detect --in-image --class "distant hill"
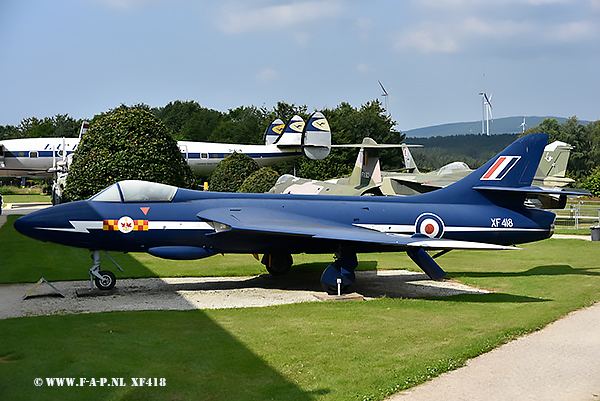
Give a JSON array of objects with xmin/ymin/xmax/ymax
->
[
  {"xmin": 400, "ymin": 133, "xmax": 519, "ymax": 170},
  {"xmin": 402, "ymin": 116, "xmax": 587, "ymax": 138}
]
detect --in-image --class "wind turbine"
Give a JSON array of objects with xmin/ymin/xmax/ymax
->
[
  {"xmin": 519, "ymin": 116, "xmax": 527, "ymax": 133},
  {"xmin": 478, "ymin": 92, "xmax": 493, "ymax": 135},
  {"xmin": 378, "ymin": 80, "xmax": 390, "ymax": 116}
]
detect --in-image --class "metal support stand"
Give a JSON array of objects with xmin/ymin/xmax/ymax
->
[{"xmin": 23, "ymin": 277, "xmax": 65, "ymax": 300}]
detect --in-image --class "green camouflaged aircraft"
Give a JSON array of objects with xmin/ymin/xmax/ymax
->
[{"xmin": 270, "ymin": 138, "xmax": 576, "ymax": 208}]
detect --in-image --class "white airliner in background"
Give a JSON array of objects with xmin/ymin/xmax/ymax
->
[{"xmin": 0, "ymin": 112, "xmax": 331, "ymax": 179}]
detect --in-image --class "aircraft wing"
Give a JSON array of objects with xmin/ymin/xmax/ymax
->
[{"xmin": 197, "ymin": 207, "xmax": 516, "ymax": 251}]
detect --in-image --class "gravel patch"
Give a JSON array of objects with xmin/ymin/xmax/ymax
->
[{"xmin": 1, "ymin": 270, "xmax": 488, "ymax": 319}]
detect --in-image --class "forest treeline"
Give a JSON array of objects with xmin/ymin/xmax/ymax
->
[{"xmin": 1, "ymin": 101, "xmax": 599, "ymax": 192}]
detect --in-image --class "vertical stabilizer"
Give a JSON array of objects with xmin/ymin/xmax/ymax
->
[
  {"xmin": 348, "ymin": 138, "xmax": 383, "ymax": 188},
  {"xmin": 535, "ymin": 141, "xmax": 572, "ymax": 179},
  {"xmin": 274, "ymin": 115, "xmax": 305, "ymax": 146},
  {"xmin": 401, "ymin": 144, "xmax": 420, "ymax": 173},
  {"xmin": 423, "ymin": 133, "xmax": 549, "ymax": 205},
  {"xmin": 302, "ymin": 111, "xmax": 331, "ymax": 160},
  {"xmin": 79, "ymin": 121, "xmax": 89, "ymax": 138},
  {"xmin": 262, "ymin": 119, "xmax": 285, "ymax": 145}
]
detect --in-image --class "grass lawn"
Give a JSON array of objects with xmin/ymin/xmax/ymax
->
[
  {"xmin": 1, "ymin": 215, "xmax": 600, "ymax": 400},
  {"xmin": 2, "ymin": 194, "xmax": 51, "ymax": 204}
]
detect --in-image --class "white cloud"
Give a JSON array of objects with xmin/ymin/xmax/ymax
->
[
  {"xmin": 216, "ymin": 1, "xmax": 342, "ymax": 34},
  {"xmin": 393, "ymin": 12, "xmax": 596, "ymax": 55},
  {"xmin": 356, "ymin": 63, "xmax": 373, "ymax": 73},
  {"xmin": 547, "ymin": 21, "xmax": 598, "ymax": 42},
  {"xmin": 90, "ymin": 0, "xmax": 166, "ymax": 11},
  {"xmin": 394, "ymin": 23, "xmax": 460, "ymax": 53},
  {"xmin": 256, "ymin": 68, "xmax": 279, "ymax": 82}
]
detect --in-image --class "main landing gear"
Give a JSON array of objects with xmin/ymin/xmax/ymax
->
[
  {"xmin": 261, "ymin": 253, "xmax": 293, "ymax": 276},
  {"xmin": 261, "ymin": 250, "xmax": 359, "ymax": 295},
  {"xmin": 320, "ymin": 249, "xmax": 358, "ymax": 295},
  {"xmin": 89, "ymin": 250, "xmax": 124, "ymax": 291}
]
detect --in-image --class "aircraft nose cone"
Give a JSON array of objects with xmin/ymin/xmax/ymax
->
[
  {"xmin": 14, "ymin": 208, "xmax": 55, "ymax": 241},
  {"xmin": 14, "ymin": 201, "xmax": 99, "ymax": 243},
  {"xmin": 13, "ymin": 214, "xmax": 31, "ymax": 237}
]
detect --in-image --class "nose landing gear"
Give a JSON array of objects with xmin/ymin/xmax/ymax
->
[{"xmin": 89, "ymin": 250, "xmax": 123, "ymax": 291}]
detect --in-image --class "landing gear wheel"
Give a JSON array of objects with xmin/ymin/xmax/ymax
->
[
  {"xmin": 261, "ymin": 254, "xmax": 293, "ymax": 276},
  {"xmin": 94, "ymin": 270, "xmax": 116, "ymax": 290}
]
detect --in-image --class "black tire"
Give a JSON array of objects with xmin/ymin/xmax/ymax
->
[
  {"xmin": 261, "ymin": 253, "xmax": 293, "ymax": 276},
  {"xmin": 94, "ymin": 270, "xmax": 116, "ymax": 290}
]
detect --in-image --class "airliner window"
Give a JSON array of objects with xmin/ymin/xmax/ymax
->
[
  {"xmin": 118, "ymin": 180, "xmax": 177, "ymax": 202},
  {"xmin": 30, "ymin": 151, "xmax": 38, "ymax": 158},
  {"xmin": 90, "ymin": 183, "xmax": 122, "ymax": 202}
]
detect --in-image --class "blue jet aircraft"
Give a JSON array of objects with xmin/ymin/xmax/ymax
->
[{"xmin": 15, "ymin": 133, "xmax": 572, "ymax": 294}]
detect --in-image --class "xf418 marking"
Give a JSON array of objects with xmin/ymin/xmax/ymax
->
[{"xmin": 491, "ymin": 218, "xmax": 514, "ymax": 228}]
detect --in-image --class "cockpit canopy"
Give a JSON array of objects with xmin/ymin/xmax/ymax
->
[
  {"xmin": 89, "ymin": 180, "xmax": 178, "ymax": 202},
  {"xmin": 434, "ymin": 162, "xmax": 470, "ymax": 175}
]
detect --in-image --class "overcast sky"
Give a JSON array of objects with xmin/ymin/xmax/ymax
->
[{"xmin": 1, "ymin": 0, "xmax": 598, "ymax": 131}]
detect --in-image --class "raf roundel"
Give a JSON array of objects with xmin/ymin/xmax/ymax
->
[{"xmin": 414, "ymin": 213, "xmax": 445, "ymax": 238}]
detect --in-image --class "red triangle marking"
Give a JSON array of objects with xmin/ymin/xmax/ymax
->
[{"xmin": 140, "ymin": 207, "xmax": 150, "ymax": 215}]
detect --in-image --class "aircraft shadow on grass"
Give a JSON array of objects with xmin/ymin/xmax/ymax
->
[{"xmin": 450, "ymin": 264, "xmax": 600, "ymax": 279}]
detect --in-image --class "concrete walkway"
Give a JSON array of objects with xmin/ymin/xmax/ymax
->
[{"xmin": 390, "ymin": 302, "xmax": 600, "ymax": 401}]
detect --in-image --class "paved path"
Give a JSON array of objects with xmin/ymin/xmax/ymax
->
[{"xmin": 390, "ymin": 302, "xmax": 600, "ymax": 401}]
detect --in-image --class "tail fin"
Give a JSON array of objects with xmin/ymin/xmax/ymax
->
[
  {"xmin": 263, "ymin": 119, "xmax": 285, "ymax": 145},
  {"xmin": 79, "ymin": 121, "xmax": 89, "ymax": 138},
  {"xmin": 302, "ymin": 111, "xmax": 331, "ymax": 160},
  {"xmin": 348, "ymin": 138, "xmax": 383, "ymax": 187},
  {"xmin": 535, "ymin": 141, "xmax": 572, "ymax": 179},
  {"xmin": 274, "ymin": 115, "xmax": 304, "ymax": 146},
  {"xmin": 401, "ymin": 144, "xmax": 420, "ymax": 173},
  {"xmin": 424, "ymin": 133, "xmax": 549, "ymax": 205}
]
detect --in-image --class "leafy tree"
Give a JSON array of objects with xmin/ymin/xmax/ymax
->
[
  {"xmin": 525, "ymin": 116, "xmax": 595, "ymax": 180},
  {"xmin": 581, "ymin": 166, "xmax": 600, "ymax": 196},
  {"xmin": 209, "ymin": 152, "xmax": 259, "ymax": 192},
  {"xmin": 209, "ymin": 106, "xmax": 265, "ymax": 144},
  {"xmin": 0, "ymin": 124, "xmax": 20, "ymax": 139},
  {"xmin": 238, "ymin": 167, "xmax": 280, "ymax": 193},
  {"xmin": 152, "ymin": 101, "xmax": 223, "ymax": 142},
  {"xmin": 63, "ymin": 108, "xmax": 197, "ymax": 201},
  {"xmin": 14, "ymin": 114, "xmax": 83, "ymax": 138}
]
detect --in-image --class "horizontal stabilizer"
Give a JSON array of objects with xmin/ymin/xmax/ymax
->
[
  {"xmin": 473, "ymin": 185, "xmax": 590, "ymax": 197},
  {"xmin": 302, "ymin": 111, "xmax": 331, "ymax": 160},
  {"xmin": 332, "ymin": 137, "xmax": 421, "ymax": 149}
]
